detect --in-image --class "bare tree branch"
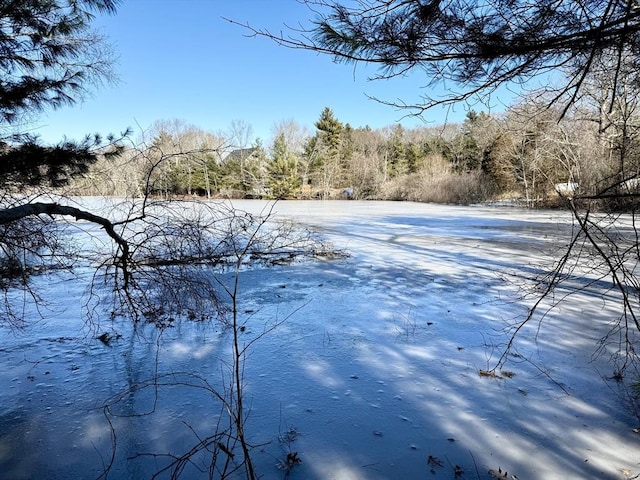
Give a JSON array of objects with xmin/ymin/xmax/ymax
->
[{"xmin": 0, "ymin": 201, "xmax": 131, "ymax": 286}]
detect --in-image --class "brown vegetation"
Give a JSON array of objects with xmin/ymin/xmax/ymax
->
[{"xmin": 69, "ymin": 98, "xmax": 640, "ymax": 209}]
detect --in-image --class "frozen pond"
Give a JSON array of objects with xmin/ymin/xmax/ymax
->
[{"xmin": 0, "ymin": 200, "xmax": 638, "ymax": 479}]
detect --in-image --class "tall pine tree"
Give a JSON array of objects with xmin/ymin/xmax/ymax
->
[
  {"xmin": 313, "ymin": 107, "xmax": 344, "ymax": 197},
  {"xmin": 268, "ymin": 132, "xmax": 300, "ymax": 198}
]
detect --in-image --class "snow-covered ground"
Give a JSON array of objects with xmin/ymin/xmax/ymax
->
[{"xmin": 0, "ymin": 200, "xmax": 638, "ymax": 479}]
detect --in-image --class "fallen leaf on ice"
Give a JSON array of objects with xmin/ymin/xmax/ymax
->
[{"xmin": 489, "ymin": 467, "xmax": 518, "ymax": 479}]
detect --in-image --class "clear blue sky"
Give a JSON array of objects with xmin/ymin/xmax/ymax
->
[{"xmin": 35, "ymin": 1, "xmax": 512, "ymax": 146}]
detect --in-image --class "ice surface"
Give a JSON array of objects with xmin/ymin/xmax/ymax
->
[{"xmin": 0, "ymin": 200, "xmax": 637, "ymax": 479}]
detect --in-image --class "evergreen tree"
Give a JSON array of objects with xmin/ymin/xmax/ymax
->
[
  {"xmin": 387, "ymin": 124, "xmax": 408, "ymax": 177},
  {"xmin": 191, "ymin": 151, "xmax": 222, "ymax": 197},
  {"xmin": 313, "ymin": 107, "xmax": 344, "ymax": 196},
  {"xmin": 339, "ymin": 123, "xmax": 356, "ymax": 187},
  {"xmin": 267, "ymin": 132, "xmax": 300, "ymax": 198},
  {"xmin": 446, "ymin": 111, "xmax": 496, "ymax": 172},
  {"xmin": 405, "ymin": 141, "xmax": 422, "ymax": 174},
  {"xmin": 0, "ymin": 1, "xmax": 123, "ymax": 191},
  {"xmin": 315, "ymin": 107, "xmax": 344, "ymax": 154}
]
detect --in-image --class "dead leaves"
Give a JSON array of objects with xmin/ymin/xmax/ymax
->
[
  {"xmin": 428, "ymin": 455, "xmax": 444, "ymax": 475},
  {"xmin": 428, "ymin": 452, "xmax": 520, "ymax": 479},
  {"xmin": 426, "ymin": 454, "xmax": 462, "ymax": 477},
  {"xmin": 479, "ymin": 369, "xmax": 516, "ymax": 379},
  {"xmin": 489, "ymin": 467, "xmax": 518, "ymax": 479},
  {"xmin": 276, "ymin": 451, "xmax": 302, "ymax": 472}
]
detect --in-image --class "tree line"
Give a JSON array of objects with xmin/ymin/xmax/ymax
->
[{"xmin": 73, "ymin": 92, "xmax": 640, "ymax": 211}]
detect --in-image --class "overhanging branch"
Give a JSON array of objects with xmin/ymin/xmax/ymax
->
[{"xmin": 0, "ymin": 202, "xmax": 131, "ymax": 287}]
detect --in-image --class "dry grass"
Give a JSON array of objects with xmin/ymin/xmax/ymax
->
[{"xmin": 380, "ymin": 169, "xmax": 496, "ymax": 204}]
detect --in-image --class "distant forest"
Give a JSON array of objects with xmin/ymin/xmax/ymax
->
[{"xmin": 71, "ymin": 95, "xmax": 640, "ymax": 210}]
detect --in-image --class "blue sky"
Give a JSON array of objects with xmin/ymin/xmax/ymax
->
[{"xmin": 35, "ymin": 1, "xmax": 512, "ymax": 146}]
